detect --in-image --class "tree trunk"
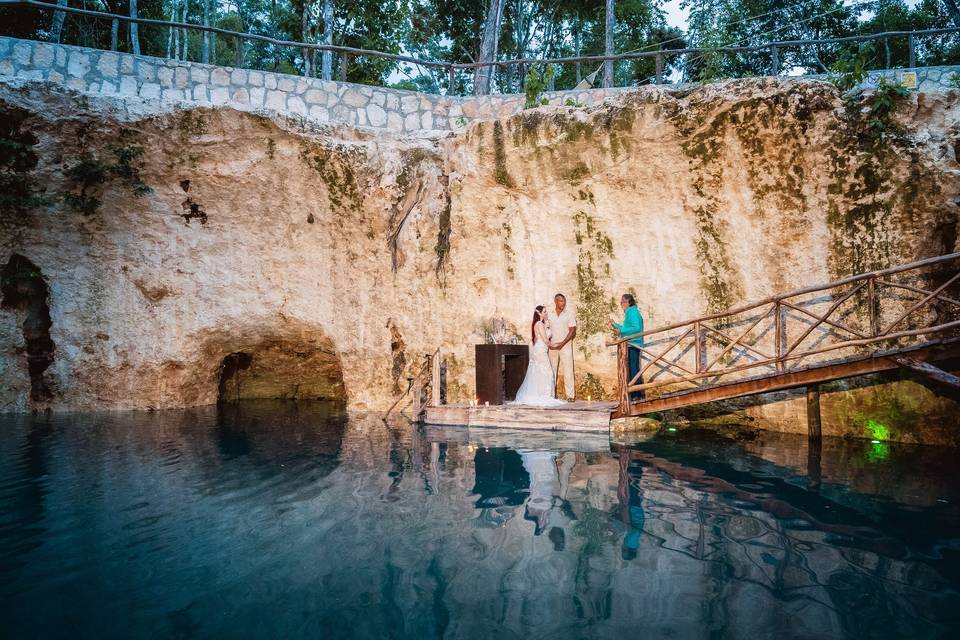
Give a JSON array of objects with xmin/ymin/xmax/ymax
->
[
  {"xmin": 168, "ymin": 0, "xmax": 177, "ymax": 59},
  {"xmin": 301, "ymin": 1, "xmax": 313, "ymax": 77},
  {"xmin": 603, "ymin": 0, "xmax": 614, "ymax": 88},
  {"xmin": 945, "ymin": 0, "xmax": 960, "ymax": 29},
  {"xmin": 574, "ymin": 19, "xmax": 581, "ymax": 82},
  {"xmin": 130, "ymin": 0, "xmax": 141, "ymax": 55},
  {"xmin": 180, "ymin": 0, "xmax": 188, "ymax": 61},
  {"xmin": 474, "ymin": 0, "xmax": 504, "ymax": 95},
  {"xmin": 202, "ymin": 0, "xmax": 210, "ymax": 63},
  {"xmin": 322, "ymin": 0, "xmax": 333, "ymax": 80},
  {"xmin": 50, "ymin": 0, "xmax": 67, "ymax": 44}
]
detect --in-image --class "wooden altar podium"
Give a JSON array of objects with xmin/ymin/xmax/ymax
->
[{"xmin": 475, "ymin": 344, "xmax": 529, "ymax": 405}]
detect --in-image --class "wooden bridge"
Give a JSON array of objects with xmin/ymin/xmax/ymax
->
[{"xmin": 610, "ymin": 253, "xmax": 960, "ymax": 420}]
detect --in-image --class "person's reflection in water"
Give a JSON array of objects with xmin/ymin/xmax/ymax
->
[
  {"xmin": 614, "ymin": 447, "xmax": 645, "ymax": 560},
  {"xmin": 472, "ymin": 447, "xmax": 530, "ymax": 527},
  {"xmin": 519, "ymin": 449, "xmax": 577, "ymax": 550}
]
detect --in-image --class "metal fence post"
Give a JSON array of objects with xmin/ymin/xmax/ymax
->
[
  {"xmin": 448, "ymin": 65, "xmax": 455, "ymax": 94},
  {"xmin": 340, "ymin": 54, "xmax": 349, "ymax": 82},
  {"xmin": 909, "ymin": 35, "xmax": 916, "ymax": 68},
  {"xmin": 234, "ymin": 36, "xmax": 243, "ymax": 67},
  {"xmin": 770, "ymin": 45, "xmax": 779, "ymax": 76},
  {"xmin": 110, "ymin": 18, "xmax": 118, "ymax": 51},
  {"xmin": 655, "ymin": 54, "xmax": 663, "ymax": 84}
]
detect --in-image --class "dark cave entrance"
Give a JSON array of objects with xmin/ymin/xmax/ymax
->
[
  {"xmin": 215, "ymin": 337, "xmax": 347, "ymax": 404},
  {"xmin": 217, "ymin": 352, "xmax": 253, "ymax": 403},
  {"xmin": 1, "ymin": 254, "xmax": 55, "ymax": 401}
]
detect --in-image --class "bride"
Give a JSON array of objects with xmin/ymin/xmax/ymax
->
[{"xmin": 511, "ymin": 305, "xmax": 567, "ymax": 406}]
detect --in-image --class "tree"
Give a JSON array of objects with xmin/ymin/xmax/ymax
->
[
  {"xmin": 322, "ymin": 0, "xmax": 334, "ymax": 80},
  {"xmin": 50, "ymin": 0, "xmax": 67, "ymax": 44},
  {"xmin": 130, "ymin": 0, "xmax": 141, "ymax": 55},
  {"xmin": 202, "ymin": 0, "xmax": 210, "ymax": 63},
  {"xmin": 475, "ymin": 0, "xmax": 505, "ymax": 95},
  {"xmin": 604, "ymin": 0, "xmax": 614, "ymax": 87}
]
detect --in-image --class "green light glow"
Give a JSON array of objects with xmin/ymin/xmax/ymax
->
[
  {"xmin": 667, "ymin": 427, "xmax": 678, "ymax": 432},
  {"xmin": 864, "ymin": 419, "xmax": 891, "ymax": 442},
  {"xmin": 867, "ymin": 441, "xmax": 890, "ymax": 463}
]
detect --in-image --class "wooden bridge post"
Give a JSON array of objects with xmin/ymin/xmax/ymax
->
[
  {"xmin": 770, "ymin": 45, "xmax": 779, "ymax": 75},
  {"xmin": 431, "ymin": 350, "xmax": 441, "ymax": 407},
  {"xmin": 868, "ymin": 276, "xmax": 880, "ymax": 337},
  {"xmin": 234, "ymin": 36, "xmax": 243, "ymax": 67},
  {"xmin": 807, "ymin": 431, "xmax": 822, "ymax": 492},
  {"xmin": 774, "ymin": 302, "xmax": 784, "ymax": 372},
  {"xmin": 617, "ymin": 342, "xmax": 630, "ymax": 415},
  {"xmin": 806, "ymin": 383, "xmax": 822, "ymax": 441},
  {"xmin": 694, "ymin": 321, "xmax": 703, "ymax": 373},
  {"xmin": 654, "ymin": 54, "xmax": 663, "ymax": 84},
  {"xmin": 111, "ymin": 19, "xmax": 119, "ymax": 52},
  {"xmin": 412, "ymin": 376, "xmax": 423, "ymax": 421}
]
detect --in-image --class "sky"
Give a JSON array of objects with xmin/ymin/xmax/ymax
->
[
  {"xmin": 660, "ymin": 0, "xmax": 927, "ymax": 32},
  {"xmin": 662, "ymin": 0, "xmax": 689, "ymax": 30}
]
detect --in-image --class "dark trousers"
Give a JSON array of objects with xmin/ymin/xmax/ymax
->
[{"xmin": 628, "ymin": 345, "xmax": 645, "ymax": 402}]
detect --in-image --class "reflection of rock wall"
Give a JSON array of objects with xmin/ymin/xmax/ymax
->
[
  {"xmin": 671, "ymin": 370, "xmax": 960, "ymax": 446},
  {"xmin": 3, "ymin": 72, "xmax": 960, "ymax": 420}
]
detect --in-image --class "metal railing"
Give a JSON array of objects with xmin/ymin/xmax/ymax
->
[{"xmin": 4, "ymin": 0, "xmax": 960, "ymax": 94}]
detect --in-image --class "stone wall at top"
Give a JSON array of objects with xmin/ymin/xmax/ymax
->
[{"xmin": 0, "ymin": 35, "xmax": 630, "ymax": 132}]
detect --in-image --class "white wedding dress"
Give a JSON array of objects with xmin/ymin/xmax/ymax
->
[{"xmin": 511, "ymin": 321, "xmax": 566, "ymax": 407}]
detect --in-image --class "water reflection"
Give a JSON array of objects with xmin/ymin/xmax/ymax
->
[{"xmin": 0, "ymin": 404, "xmax": 958, "ymax": 639}]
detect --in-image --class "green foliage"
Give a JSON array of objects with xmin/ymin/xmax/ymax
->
[
  {"xmin": 829, "ymin": 43, "xmax": 874, "ymax": 93},
  {"xmin": 573, "ymin": 207, "xmax": 615, "ymax": 357},
  {"xmin": 576, "ymin": 372, "xmax": 607, "ymax": 401},
  {"xmin": 63, "ymin": 146, "xmax": 152, "ymax": 215},
  {"xmin": 0, "ymin": 106, "xmax": 43, "ymax": 216},
  {"xmin": 523, "ymin": 64, "xmax": 555, "ymax": 109},
  {"xmin": 865, "ymin": 76, "xmax": 910, "ymax": 140},
  {"xmin": 950, "ymin": 72, "xmax": 960, "ymax": 90},
  {"xmin": 563, "ymin": 97, "xmax": 585, "ymax": 108}
]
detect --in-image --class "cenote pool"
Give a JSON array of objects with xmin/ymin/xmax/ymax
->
[{"xmin": 1, "ymin": 402, "xmax": 959, "ymax": 639}]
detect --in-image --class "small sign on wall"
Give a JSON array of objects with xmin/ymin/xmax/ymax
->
[{"xmin": 899, "ymin": 71, "xmax": 918, "ymax": 89}]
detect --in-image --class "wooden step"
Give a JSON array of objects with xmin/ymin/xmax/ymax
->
[{"xmin": 424, "ymin": 400, "xmax": 616, "ymax": 432}]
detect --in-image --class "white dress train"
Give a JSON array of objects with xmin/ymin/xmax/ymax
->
[{"xmin": 511, "ymin": 321, "xmax": 566, "ymax": 407}]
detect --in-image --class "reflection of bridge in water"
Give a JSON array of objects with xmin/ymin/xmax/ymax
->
[
  {"xmin": 612, "ymin": 253, "xmax": 960, "ymax": 424},
  {"xmin": 415, "ymin": 425, "xmax": 960, "ymax": 637}
]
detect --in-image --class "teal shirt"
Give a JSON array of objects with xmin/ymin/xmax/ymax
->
[{"xmin": 614, "ymin": 306, "xmax": 644, "ymax": 347}]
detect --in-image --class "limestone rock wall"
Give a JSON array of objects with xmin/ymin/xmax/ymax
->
[{"xmin": 2, "ymin": 72, "xmax": 960, "ymax": 420}]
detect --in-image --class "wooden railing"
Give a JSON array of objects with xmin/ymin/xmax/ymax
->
[
  {"xmin": 608, "ymin": 253, "xmax": 960, "ymax": 415},
  {"xmin": 5, "ymin": 0, "xmax": 960, "ymax": 92},
  {"xmin": 385, "ymin": 348, "xmax": 441, "ymax": 420}
]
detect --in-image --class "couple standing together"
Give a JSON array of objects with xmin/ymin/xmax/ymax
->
[{"xmin": 512, "ymin": 292, "xmax": 645, "ymax": 407}]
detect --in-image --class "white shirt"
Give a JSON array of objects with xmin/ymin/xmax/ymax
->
[{"xmin": 546, "ymin": 306, "xmax": 577, "ymax": 342}]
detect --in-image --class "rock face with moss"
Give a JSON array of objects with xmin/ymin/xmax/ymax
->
[{"xmin": 2, "ymin": 76, "xmax": 959, "ymax": 434}]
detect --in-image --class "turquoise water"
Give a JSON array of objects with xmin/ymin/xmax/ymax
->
[{"xmin": 1, "ymin": 401, "xmax": 958, "ymax": 639}]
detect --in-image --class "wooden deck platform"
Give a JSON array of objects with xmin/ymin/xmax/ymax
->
[{"xmin": 424, "ymin": 400, "xmax": 617, "ymax": 432}]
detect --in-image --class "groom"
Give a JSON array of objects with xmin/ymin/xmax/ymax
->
[{"xmin": 547, "ymin": 293, "xmax": 577, "ymax": 401}]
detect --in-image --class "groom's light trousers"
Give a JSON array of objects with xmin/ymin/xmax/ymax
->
[{"xmin": 549, "ymin": 342, "xmax": 576, "ymax": 400}]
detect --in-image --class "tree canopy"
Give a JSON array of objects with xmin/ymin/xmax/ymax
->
[{"xmin": 3, "ymin": 0, "xmax": 959, "ymax": 91}]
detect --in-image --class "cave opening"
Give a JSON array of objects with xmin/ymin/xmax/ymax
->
[
  {"xmin": 215, "ymin": 337, "xmax": 347, "ymax": 405},
  {"xmin": 217, "ymin": 352, "xmax": 253, "ymax": 404},
  {"xmin": 1, "ymin": 254, "xmax": 55, "ymax": 401}
]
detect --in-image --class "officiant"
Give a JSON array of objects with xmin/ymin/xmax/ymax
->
[{"xmin": 611, "ymin": 293, "xmax": 645, "ymax": 402}]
